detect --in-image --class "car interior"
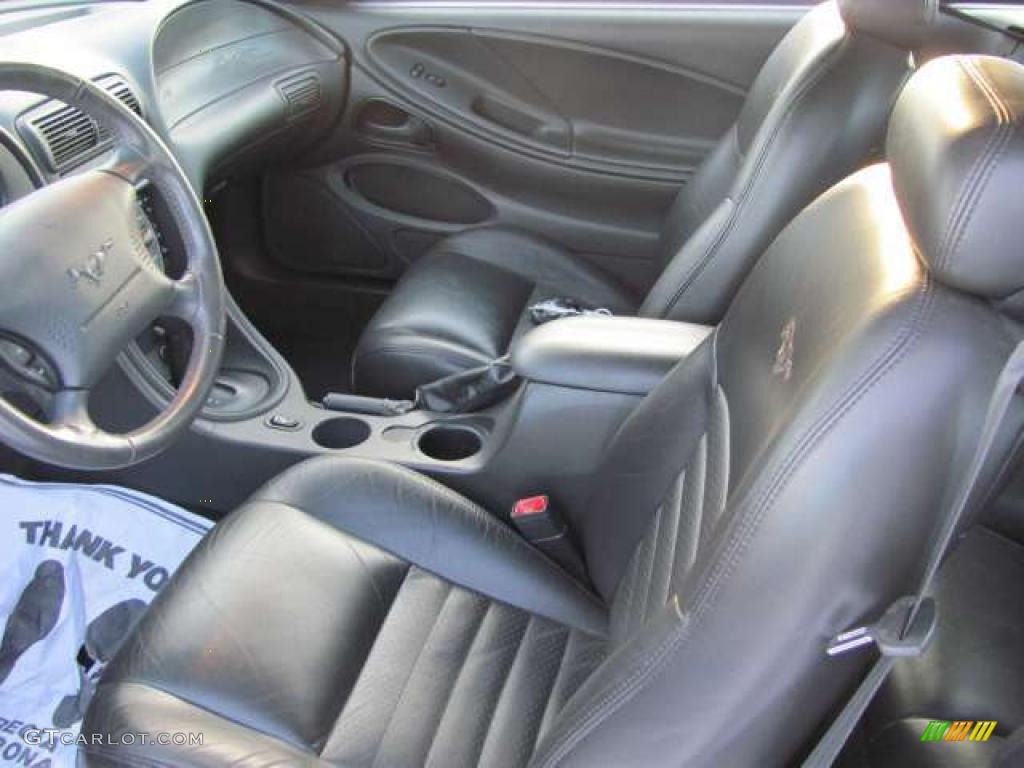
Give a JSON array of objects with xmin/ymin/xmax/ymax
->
[{"xmin": 0, "ymin": 0, "xmax": 1023, "ymax": 765}]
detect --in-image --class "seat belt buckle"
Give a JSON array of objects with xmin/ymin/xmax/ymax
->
[
  {"xmin": 512, "ymin": 495, "xmax": 563, "ymax": 539},
  {"xmin": 511, "ymin": 495, "xmax": 585, "ymax": 578},
  {"xmin": 827, "ymin": 596, "xmax": 937, "ymax": 658}
]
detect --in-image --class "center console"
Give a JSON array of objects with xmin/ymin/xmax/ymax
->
[{"xmin": 79, "ymin": 314, "xmax": 714, "ymax": 517}]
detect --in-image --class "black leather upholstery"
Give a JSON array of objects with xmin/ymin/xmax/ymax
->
[
  {"xmin": 353, "ymin": 0, "xmax": 918, "ymax": 398},
  {"xmin": 837, "ymin": 0, "xmax": 938, "ymax": 49},
  {"xmin": 352, "ymin": 228, "xmax": 636, "ymax": 397},
  {"xmin": 82, "ymin": 459, "xmax": 608, "ymax": 767},
  {"xmin": 637, "ymin": 0, "xmax": 909, "ymax": 322},
  {"xmin": 84, "ymin": 54, "xmax": 1024, "ymax": 766},
  {"xmin": 888, "ymin": 55, "xmax": 1024, "ymax": 299}
]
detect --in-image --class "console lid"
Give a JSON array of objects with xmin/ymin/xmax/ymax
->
[{"xmin": 512, "ymin": 316, "xmax": 713, "ymax": 395}]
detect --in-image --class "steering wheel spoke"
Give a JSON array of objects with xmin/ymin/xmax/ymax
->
[
  {"xmin": 166, "ymin": 272, "xmax": 203, "ymax": 325},
  {"xmin": 49, "ymin": 388, "xmax": 96, "ymax": 434},
  {"xmin": 104, "ymin": 142, "xmax": 150, "ymax": 187}
]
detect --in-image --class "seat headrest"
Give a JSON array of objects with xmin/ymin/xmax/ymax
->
[
  {"xmin": 838, "ymin": 0, "xmax": 938, "ymax": 49},
  {"xmin": 887, "ymin": 55, "xmax": 1024, "ymax": 300}
]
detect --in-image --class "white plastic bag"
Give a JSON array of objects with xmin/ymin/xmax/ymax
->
[{"xmin": 0, "ymin": 475, "xmax": 210, "ymax": 767}]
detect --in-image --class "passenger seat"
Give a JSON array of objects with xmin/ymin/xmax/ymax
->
[{"xmin": 352, "ymin": 0, "xmax": 934, "ymax": 398}]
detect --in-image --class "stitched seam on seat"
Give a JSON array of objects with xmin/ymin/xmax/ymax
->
[
  {"xmin": 648, "ymin": 477, "xmax": 683, "ymax": 619},
  {"xmin": 251, "ymin": 464, "xmax": 606, "ymax": 617},
  {"xmin": 91, "ymin": 680, "xmax": 320, "ymax": 758},
  {"xmin": 968, "ymin": 58, "xmax": 1013, "ymax": 123},
  {"xmin": 663, "ymin": 464, "xmax": 693, "ymax": 602},
  {"xmin": 692, "ymin": 278, "xmax": 935, "ymax": 628},
  {"xmin": 369, "ymin": 574, "xmax": 454, "ymax": 768},
  {"xmin": 533, "ymin": 605, "xmax": 689, "ymax": 768},
  {"xmin": 936, "ymin": 60, "xmax": 1011, "ymax": 272},
  {"xmin": 945, "ymin": 61, "xmax": 1012, "ymax": 268},
  {"xmin": 381, "ymin": 471, "xmax": 610, "ymax": 614},
  {"xmin": 539, "ymin": 281, "xmax": 934, "ymax": 767},
  {"xmin": 321, "ymin": 564, "xmax": 413, "ymax": 756},
  {"xmin": 548, "ymin": 449, "xmax": 700, "ymax": 752},
  {"xmin": 462, "ymin": 608, "xmax": 530, "ymax": 767},
  {"xmin": 257, "ymin": 499, "xmax": 607, "ymax": 641},
  {"xmin": 339, "ymin": 536, "xmax": 394, "ymax": 610},
  {"xmin": 520, "ymin": 624, "xmax": 575, "ymax": 759},
  {"xmin": 531, "ymin": 628, "xmax": 575, "ymax": 753},
  {"xmin": 637, "ymin": 505, "xmax": 663, "ymax": 625},
  {"xmin": 626, "ymin": 527, "xmax": 652, "ymax": 633},
  {"xmin": 686, "ymin": 437, "xmax": 710, "ymax": 570},
  {"xmin": 417, "ymin": 593, "xmax": 491, "ymax": 766},
  {"xmin": 658, "ymin": 32, "xmax": 851, "ymax": 317},
  {"xmin": 475, "ymin": 611, "xmax": 536, "ymax": 765},
  {"xmin": 422, "ymin": 599, "xmax": 499, "ymax": 768},
  {"xmin": 613, "ymin": 553, "xmax": 640, "ymax": 639},
  {"xmin": 945, "ymin": 60, "xmax": 1015, "ymax": 271},
  {"xmin": 700, "ymin": 398, "xmax": 730, "ymax": 549}
]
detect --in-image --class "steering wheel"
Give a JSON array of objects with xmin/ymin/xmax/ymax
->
[{"xmin": 0, "ymin": 63, "xmax": 225, "ymax": 470}]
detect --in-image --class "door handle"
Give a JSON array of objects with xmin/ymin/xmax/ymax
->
[{"xmin": 356, "ymin": 100, "xmax": 434, "ymax": 148}]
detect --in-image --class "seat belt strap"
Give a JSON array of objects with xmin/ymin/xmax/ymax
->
[{"xmin": 802, "ymin": 339, "xmax": 1024, "ymax": 768}]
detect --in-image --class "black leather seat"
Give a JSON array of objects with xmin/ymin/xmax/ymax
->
[
  {"xmin": 352, "ymin": 0, "xmax": 931, "ymax": 398},
  {"xmin": 83, "ymin": 54, "xmax": 1024, "ymax": 766}
]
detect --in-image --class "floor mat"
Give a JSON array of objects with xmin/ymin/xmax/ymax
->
[{"xmin": 0, "ymin": 475, "xmax": 211, "ymax": 767}]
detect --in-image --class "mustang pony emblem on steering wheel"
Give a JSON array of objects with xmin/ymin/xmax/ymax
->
[{"xmin": 66, "ymin": 239, "xmax": 112, "ymax": 287}]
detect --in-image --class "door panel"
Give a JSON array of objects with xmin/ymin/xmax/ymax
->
[
  {"xmin": 268, "ymin": 2, "xmax": 805, "ymax": 291},
  {"xmin": 368, "ymin": 28, "xmax": 574, "ymax": 157},
  {"xmin": 367, "ymin": 27, "xmax": 746, "ymax": 174}
]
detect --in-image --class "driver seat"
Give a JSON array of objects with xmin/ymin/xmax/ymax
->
[{"xmin": 82, "ymin": 55, "xmax": 1024, "ymax": 767}]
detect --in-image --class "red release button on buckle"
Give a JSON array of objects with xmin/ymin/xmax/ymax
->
[{"xmin": 512, "ymin": 495, "xmax": 549, "ymax": 518}]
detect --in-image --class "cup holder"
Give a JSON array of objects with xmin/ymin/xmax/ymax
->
[
  {"xmin": 418, "ymin": 425, "xmax": 483, "ymax": 462},
  {"xmin": 313, "ymin": 417, "xmax": 371, "ymax": 450}
]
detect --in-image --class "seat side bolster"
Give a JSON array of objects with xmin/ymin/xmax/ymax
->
[{"xmin": 250, "ymin": 456, "xmax": 610, "ymax": 637}]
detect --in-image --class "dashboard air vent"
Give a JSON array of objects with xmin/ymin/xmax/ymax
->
[
  {"xmin": 96, "ymin": 77, "xmax": 143, "ymax": 143},
  {"xmin": 29, "ymin": 105, "xmax": 100, "ymax": 174},
  {"xmin": 278, "ymin": 72, "xmax": 322, "ymax": 117},
  {"xmin": 21, "ymin": 75, "xmax": 143, "ymax": 175}
]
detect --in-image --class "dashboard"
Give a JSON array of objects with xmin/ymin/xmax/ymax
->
[{"xmin": 0, "ymin": 0, "xmax": 348, "ymax": 208}]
